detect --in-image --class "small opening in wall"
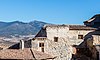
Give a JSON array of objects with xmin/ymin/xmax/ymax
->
[
  {"xmin": 78, "ymin": 35, "xmax": 83, "ymax": 39},
  {"xmin": 39, "ymin": 43, "xmax": 44, "ymax": 47},
  {"xmin": 41, "ymin": 47, "xmax": 44, "ymax": 52},
  {"xmin": 54, "ymin": 37, "xmax": 58, "ymax": 42}
]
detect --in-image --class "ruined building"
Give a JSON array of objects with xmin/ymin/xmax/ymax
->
[
  {"xmin": 32, "ymin": 14, "xmax": 100, "ymax": 60},
  {"xmin": 0, "ymin": 14, "xmax": 100, "ymax": 60}
]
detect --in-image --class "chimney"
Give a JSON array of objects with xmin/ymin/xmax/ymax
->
[{"xmin": 20, "ymin": 40, "xmax": 24, "ymax": 50}]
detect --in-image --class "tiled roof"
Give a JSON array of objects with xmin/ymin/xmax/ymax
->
[
  {"xmin": 35, "ymin": 28, "xmax": 47, "ymax": 37},
  {"xmin": 0, "ymin": 48, "xmax": 34, "ymax": 59},
  {"xmin": 32, "ymin": 49, "xmax": 54, "ymax": 59},
  {"xmin": 0, "ymin": 48, "xmax": 54, "ymax": 59},
  {"xmin": 44, "ymin": 24, "xmax": 96, "ymax": 30},
  {"xmin": 84, "ymin": 18, "xmax": 95, "ymax": 23},
  {"xmin": 84, "ymin": 14, "xmax": 100, "ymax": 23},
  {"xmin": 43, "ymin": 24, "xmax": 68, "ymax": 28},
  {"xmin": 0, "ymin": 41, "xmax": 17, "ymax": 49},
  {"xmin": 69, "ymin": 25, "xmax": 96, "ymax": 30}
]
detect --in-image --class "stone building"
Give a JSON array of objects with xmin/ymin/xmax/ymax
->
[
  {"xmin": 32, "ymin": 25, "xmax": 96, "ymax": 60},
  {"xmin": 0, "ymin": 40, "xmax": 54, "ymax": 60},
  {"xmin": 32, "ymin": 14, "xmax": 100, "ymax": 60},
  {"xmin": 74, "ymin": 14, "xmax": 100, "ymax": 60},
  {"xmin": 0, "ymin": 14, "xmax": 99, "ymax": 60}
]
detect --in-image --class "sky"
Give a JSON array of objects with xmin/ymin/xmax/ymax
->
[{"xmin": 0, "ymin": 0, "xmax": 100, "ymax": 24}]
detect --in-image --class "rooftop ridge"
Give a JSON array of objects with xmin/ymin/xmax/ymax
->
[
  {"xmin": 44, "ymin": 24, "xmax": 84, "ymax": 26},
  {"xmin": 43, "ymin": 24, "xmax": 86, "ymax": 28},
  {"xmin": 84, "ymin": 14, "xmax": 100, "ymax": 23},
  {"xmin": 43, "ymin": 24, "xmax": 96, "ymax": 30}
]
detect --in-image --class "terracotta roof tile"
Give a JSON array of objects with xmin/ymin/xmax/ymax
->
[
  {"xmin": 32, "ymin": 49, "xmax": 54, "ymax": 59},
  {"xmin": 0, "ymin": 48, "xmax": 34, "ymax": 59},
  {"xmin": 0, "ymin": 48, "xmax": 54, "ymax": 59}
]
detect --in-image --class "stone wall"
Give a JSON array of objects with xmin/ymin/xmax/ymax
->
[
  {"xmin": 93, "ymin": 35, "xmax": 100, "ymax": 59},
  {"xmin": 93, "ymin": 35, "xmax": 100, "ymax": 45},
  {"xmin": 45, "ymin": 26, "xmax": 72, "ymax": 60},
  {"xmin": 33, "ymin": 26, "xmax": 95, "ymax": 60},
  {"xmin": 68, "ymin": 30, "xmax": 94, "ymax": 45},
  {"xmin": 32, "ymin": 38, "xmax": 46, "ymax": 52},
  {"xmin": 24, "ymin": 40, "xmax": 32, "ymax": 48},
  {"xmin": 44, "ymin": 26, "xmax": 94, "ymax": 60}
]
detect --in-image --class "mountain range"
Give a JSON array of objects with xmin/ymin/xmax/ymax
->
[{"xmin": 0, "ymin": 20, "xmax": 48, "ymax": 38}]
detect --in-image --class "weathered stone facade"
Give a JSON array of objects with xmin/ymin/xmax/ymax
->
[
  {"xmin": 67, "ymin": 30, "xmax": 94, "ymax": 45},
  {"xmin": 32, "ymin": 25, "xmax": 96, "ymax": 60},
  {"xmin": 45, "ymin": 26, "xmax": 72, "ymax": 60},
  {"xmin": 32, "ymin": 14, "xmax": 100, "ymax": 60}
]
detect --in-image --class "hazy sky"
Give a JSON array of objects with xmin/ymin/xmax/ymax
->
[{"xmin": 0, "ymin": 0, "xmax": 100, "ymax": 24}]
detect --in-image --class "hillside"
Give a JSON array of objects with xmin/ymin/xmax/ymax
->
[{"xmin": 0, "ymin": 20, "xmax": 48, "ymax": 37}]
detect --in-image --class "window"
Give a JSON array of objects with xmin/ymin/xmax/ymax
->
[
  {"xmin": 78, "ymin": 35, "xmax": 83, "ymax": 39},
  {"xmin": 39, "ymin": 43, "xmax": 44, "ymax": 47},
  {"xmin": 41, "ymin": 47, "xmax": 44, "ymax": 52},
  {"xmin": 54, "ymin": 37, "xmax": 58, "ymax": 42}
]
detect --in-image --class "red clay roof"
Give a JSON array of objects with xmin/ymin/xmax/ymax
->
[
  {"xmin": 0, "ymin": 48, "xmax": 34, "ymax": 59},
  {"xmin": 0, "ymin": 48, "xmax": 53, "ymax": 59},
  {"xmin": 32, "ymin": 49, "xmax": 54, "ymax": 59}
]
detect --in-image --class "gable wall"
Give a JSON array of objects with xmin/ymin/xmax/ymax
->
[{"xmin": 68, "ymin": 30, "xmax": 94, "ymax": 45}]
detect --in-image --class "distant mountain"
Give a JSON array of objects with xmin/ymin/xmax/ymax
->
[{"xmin": 0, "ymin": 20, "xmax": 48, "ymax": 37}]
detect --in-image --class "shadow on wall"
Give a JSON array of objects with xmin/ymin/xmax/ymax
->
[
  {"xmin": 71, "ymin": 14, "xmax": 100, "ymax": 60},
  {"xmin": 71, "ymin": 29, "xmax": 100, "ymax": 60},
  {"xmin": 9, "ymin": 43, "xmax": 20, "ymax": 49},
  {"xmin": 8, "ymin": 40, "xmax": 32, "ymax": 49}
]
